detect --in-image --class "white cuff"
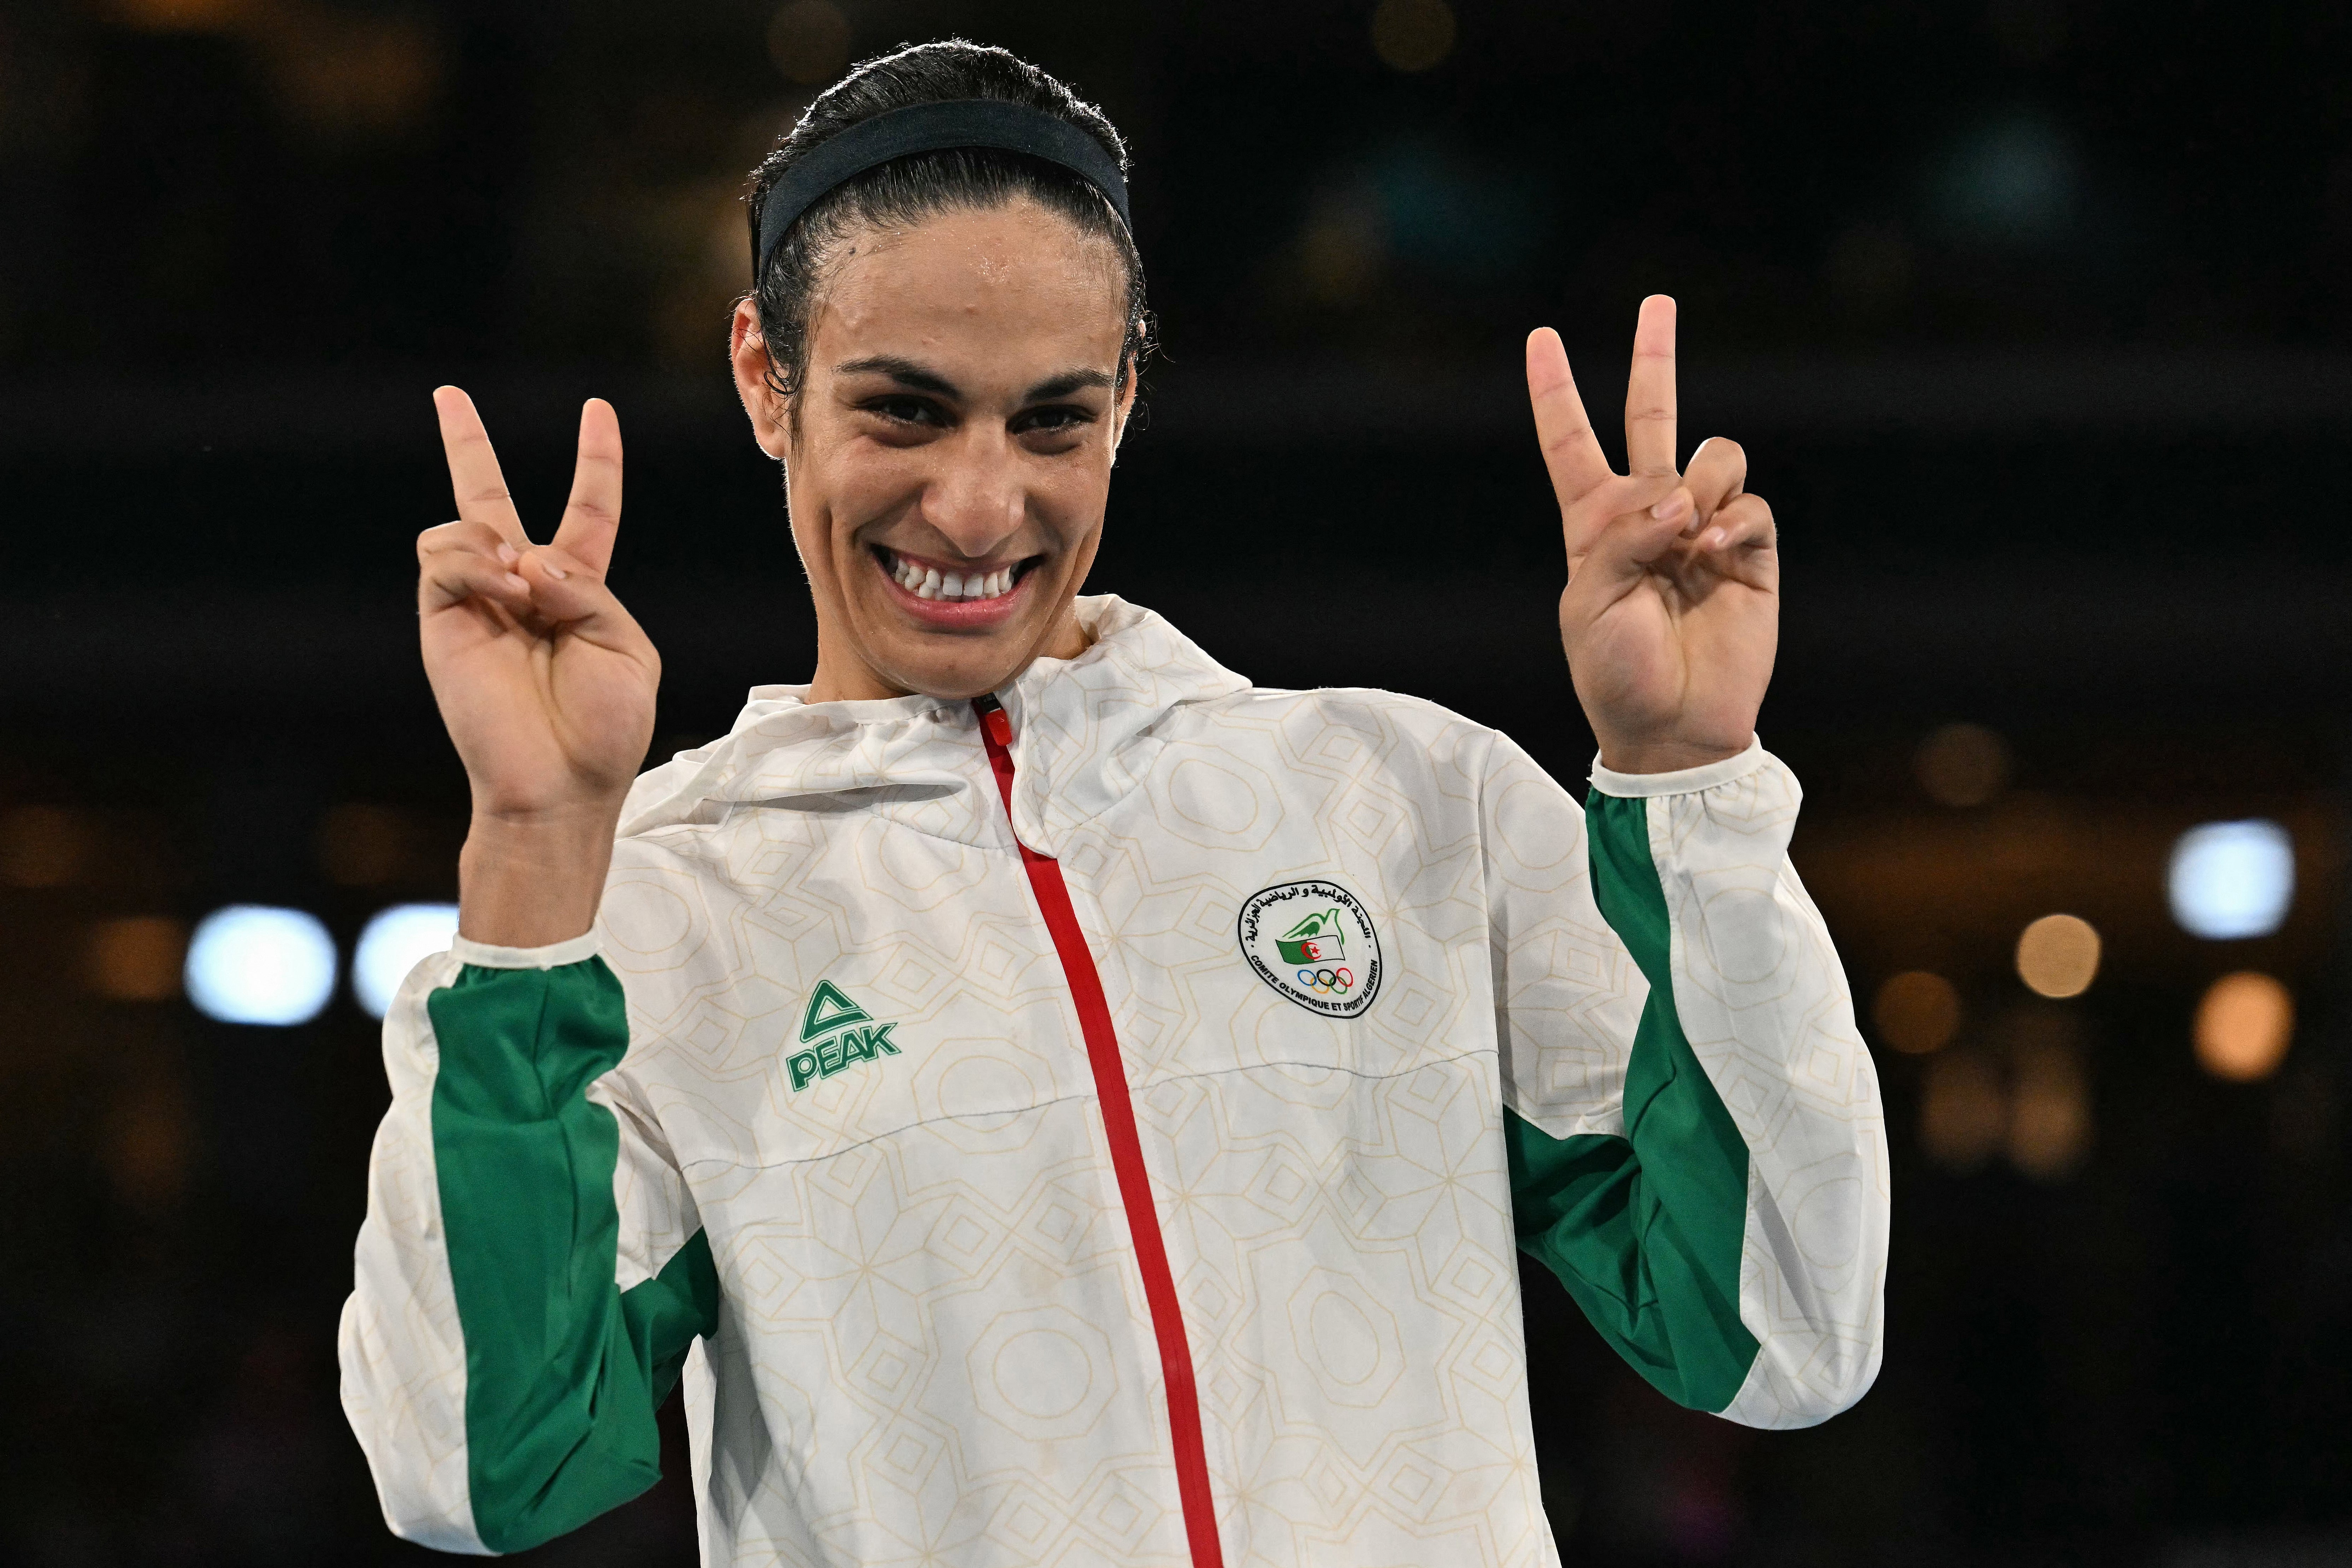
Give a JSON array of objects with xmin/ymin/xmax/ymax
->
[
  {"xmin": 1589, "ymin": 736, "xmax": 1769, "ymax": 798},
  {"xmin": 451, "ymin": 930, "xmax": 600, "ymax": 970}
]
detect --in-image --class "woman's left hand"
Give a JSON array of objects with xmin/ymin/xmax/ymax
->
[{"xmin": 1526, "ymin": 296, "xmax": 1777, "ymax": 775}]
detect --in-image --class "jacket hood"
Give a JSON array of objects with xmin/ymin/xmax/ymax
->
[{"xmin": 617, "ymin": 595, "xmax": 1252, "ymax": 854}]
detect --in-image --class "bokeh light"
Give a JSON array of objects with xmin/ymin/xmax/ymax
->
[
  {"xmin": 354, "ymin": 903, "xmax": 460, "ymax": 1019},
  {"xmin": 2007, "ymin": 1031, "xmax": 2090, "ymax": 1180},
  {"xmin": 2193, "ymin": 972, "xmax": 2294, "ymax": 1082},
  {"xmin": 1873, "ymin": 970, "xmax": 1961, "ymax": 1054},
  {"xmin": 87, "ymin": 916, "xmax": 188, "ymax": 1001},
  {"xmin": 1914, "ymin": 721, "xmax": 2010, "ymax": 807},
  {"xmin": 184, "ymin": 905, "xmax": 337, "ymax": 1026},
  {"xmin": 0, "ymin": 804, "xmax": 91, "ymax": 888},
  {"xmin": 2016, "ymin": 913, "xmax": 2099, "ymax": 998},
  {"xmin": 1934, "ymin": 110, "xmax": 2080, "ymax": 248},
  {"xmin": 110, "ymin": 0, "xmax": 252, "ymax": 32},
  {"xmin": 1921, "ymin": 1049, "xmax": 2005, "ymax": 1171},
  {"xmin": 2168, "ymin": 819, "xmax": 2294, "ymax": 940},
  {"xmin": 1371, "ymin": 0, "xmax": 1456, "ymax": 72}
]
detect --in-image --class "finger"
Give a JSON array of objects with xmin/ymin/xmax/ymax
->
[
  {"xmin": 1569, "ymin": 501, "xmax": 1690, "ymax": 594},
  {"xmin": 433, "ymin": 386, "xmax": 530, "ymax": 549},
  {"xmin": 1681, "ymin": 437, "xmax": 1746, "ymax": 530},
  {"xmin": 1695, "ymin": 492, "xmax": 1775, "ymax": 555},
  {"xmin": 1562, "ymin": 472, "xmax": 1685, "ymax": 564},
  {"xmin": 516, "ymin": 546, "xmax": 652, "ymax": 655},
  {"xmin": 421, "ymin": 550, "xmax": 531, "ymax": 614},
  {"xmin": 550, "ymin": 398, "xmax": 623, "ymax": 574},
  {"xmin": 1623, "ymin": 295, "xmax": 1678, "ymax": 478},
  {"xmin": 1525, "ymin": 328, "xmax": 1614, "ymax": 509},
  {"xmin": 417, "ymin": 517, "xmax": 516, "ymax": 562}
]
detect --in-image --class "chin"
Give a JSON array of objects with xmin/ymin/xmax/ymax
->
[
  {"xmin": 846, "ymin": 549, "xmax": 1079, "ymax": 700},
  {"xmin": 854, "ymin": 614, "xmax": 1046, "ymax": 702}
]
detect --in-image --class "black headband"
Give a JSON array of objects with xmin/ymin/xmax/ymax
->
[{"xmin": 754, "ymin": 99, "xmax": 1131, "ymax": 277}]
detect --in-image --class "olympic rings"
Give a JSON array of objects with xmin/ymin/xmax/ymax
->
[{"xmin": 1293, "ymin": 965, "xmax": 1356, "ymax": 997}]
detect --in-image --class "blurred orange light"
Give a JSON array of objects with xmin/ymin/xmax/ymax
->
[
  {"xmin": 2016, "ymin": 913, "xmax": 2099, "ymax": 998},
  {"xmin": 110, "ymin": 0, "xmax": 253, "ymax": 32},
  {"xmin": 2193, "ymin": 972, "xmax": 2293, "ymax": 1082},
  {"xmin": 1371, "ymin": 0, "xmax": 1457, "ymax": 72},
  {"xmin": 1915, "ymin": 721, "xmax": 2010, "ymax": 807},
  {"xmin": 107, "ymin": 1078, "xmax": 195, "ymax": 1215},
  {"xmin": 1873, "ymin": 970, "xmax": 1961, "ymax": 1054},
  {"xmin": 2007, "ymin": 1035, "xmax": 2090, "ymax": 1180},
  {"xmin": 1920, "ymin": 1049, "xmax": 2005, "ymax": 1171},
  {"xmin": 88, "ymin": 916, "xmax": 187, "ymax": 1001},
  {"xmin": 1, "ymin": 805, "xmax": 91, "ymax": 888}
]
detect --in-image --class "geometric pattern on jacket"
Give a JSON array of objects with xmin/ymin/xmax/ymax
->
[{"xmin": 340, "ymin": 594, "xmax": 1888, "ymax": 1566}]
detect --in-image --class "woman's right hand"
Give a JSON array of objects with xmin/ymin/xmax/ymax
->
[{"xmin": 419, "ymin": 389, "xmax": 660, "ymax": 944}]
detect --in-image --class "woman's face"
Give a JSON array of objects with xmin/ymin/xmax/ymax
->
[{"xmin": 731, "ymin": 197, "xmax": 1135, "ymax": 703}]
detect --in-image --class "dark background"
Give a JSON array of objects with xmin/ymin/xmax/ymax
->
[{"xmin": 3, "ymin": 1, "xmax": 2349, "ymax": 1563}]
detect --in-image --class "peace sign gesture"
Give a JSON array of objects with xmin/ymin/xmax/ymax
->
[
  {"xmin": 416, "ymin": 391, "xmax": 659, "ymax": 926},
  {"xmin": 1526, "ymin": 297, "xmax": 1777, "ymax": 775}
]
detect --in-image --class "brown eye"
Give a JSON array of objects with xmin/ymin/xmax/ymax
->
[{"xmin": 1015, "ymin": 405, "xmax": 1090, "ymax": 435}]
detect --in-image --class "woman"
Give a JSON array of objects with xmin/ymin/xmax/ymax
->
[{"xmin": 341, "ymin": 40, "xmax": 1887, "ymax": 1568}]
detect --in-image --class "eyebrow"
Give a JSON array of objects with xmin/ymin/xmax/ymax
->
[
  {"xmin": 1023, "ymin": 367, "xmax": 1115, "ymax": 401},
  {"xmin": 833, "ymin": 356, "xmax": 1113, "ymax": 404},
  {"xmin": 834, "ymin": 355, "xmax": 959, "ymax": 398}
]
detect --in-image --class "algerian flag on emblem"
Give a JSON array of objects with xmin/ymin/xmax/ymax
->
[{"xmin": 1276, "ymin": 909, "xmax": 1347, "ymax": 966}]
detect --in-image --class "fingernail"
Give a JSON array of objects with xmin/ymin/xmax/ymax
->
[
  {"xmin": 503, "ymin": 573, "xmax": 528, "ymax": 592},
  {"xmin": 1703, "ymin": 527, "xmax": 1728, "ymax": 549},
  {"xmin": 496, "ymin": 543, "xmax": 517, "ymax": 565},
  {"xmin": 1650, "ymin": 493, "xmax": 1688, "ymax": 522},
  {"xmin": 542, "ymin": 560, "xmax": 569, "ymax": 580}
]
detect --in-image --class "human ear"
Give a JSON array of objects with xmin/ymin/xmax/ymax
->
[{"xmin": 729, "ymin": 298, "xmax": 792, "ymax": 460}]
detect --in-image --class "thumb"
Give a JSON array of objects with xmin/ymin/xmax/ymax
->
[
  {"xmin": 1570, "ymin": 487, "xmax": 1692, "ymax": 592},
  {"xmin": 516, "ymin": 546, "xmax": 649, "ymax": 657}
]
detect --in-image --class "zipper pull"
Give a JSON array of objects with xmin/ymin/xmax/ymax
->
[{"xmin": 973, "ymin": 693, "xmax": 1012, "ymax": 749}]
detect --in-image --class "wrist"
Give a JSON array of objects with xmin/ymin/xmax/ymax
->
[
  {"xmin": 1594, "ymin": 735, "xmax": 1752, "ymax": 775},
  {"xmin": 458, "ymin": 803, "xmax": 623, "ymax": 949}
]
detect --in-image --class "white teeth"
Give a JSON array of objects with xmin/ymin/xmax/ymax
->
[{"xmin": 888, "ymin": 554, "xmax": 1021, "ymax": 601}]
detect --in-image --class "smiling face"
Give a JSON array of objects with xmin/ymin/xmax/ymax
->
[{"xmin": 730, "ymin": 197, "xmax": 1135, "ymax": 703}]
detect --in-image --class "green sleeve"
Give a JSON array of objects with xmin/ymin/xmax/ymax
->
[
  {"xmin": 1504, "ymin": 791, "xmax": 1760, "ymax": 1414},
  {"xmin": 427, "ymin": 958, "xmax": 721, "ymax": 1554}
]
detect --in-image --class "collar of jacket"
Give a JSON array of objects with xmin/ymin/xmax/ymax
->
[{"xmin": 616, "ymin": 595, "xmax": 1252, "ymax": 856}]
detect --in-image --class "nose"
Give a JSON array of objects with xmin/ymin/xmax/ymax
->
[{"xmin": 920, "ymin": 425, "xmax": 1026, "ymax": 558}]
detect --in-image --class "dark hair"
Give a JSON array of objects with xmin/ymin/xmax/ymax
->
[{"xmin": 745, "ymin": 40, "xmax": 1151, "ymax": 407}]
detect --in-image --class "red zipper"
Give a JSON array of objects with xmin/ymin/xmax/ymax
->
[{"xmin": 974, "ymin": 695, "xmax": 1224, "ymax": 1568}]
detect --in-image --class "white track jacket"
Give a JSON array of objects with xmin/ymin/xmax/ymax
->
[{"xmin": 340, "ymin": 596, "xmax": 1888, "ymax": 1566}]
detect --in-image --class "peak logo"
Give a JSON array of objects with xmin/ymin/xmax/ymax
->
[{"xmin": 788, "ymin": 979, "xmax": 903, "ymax": 1091}]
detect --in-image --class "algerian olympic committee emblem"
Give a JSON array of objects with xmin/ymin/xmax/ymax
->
[{"xmin": 1236, "ymin": 880, "xmax": 1383, "ymax": 1018}]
